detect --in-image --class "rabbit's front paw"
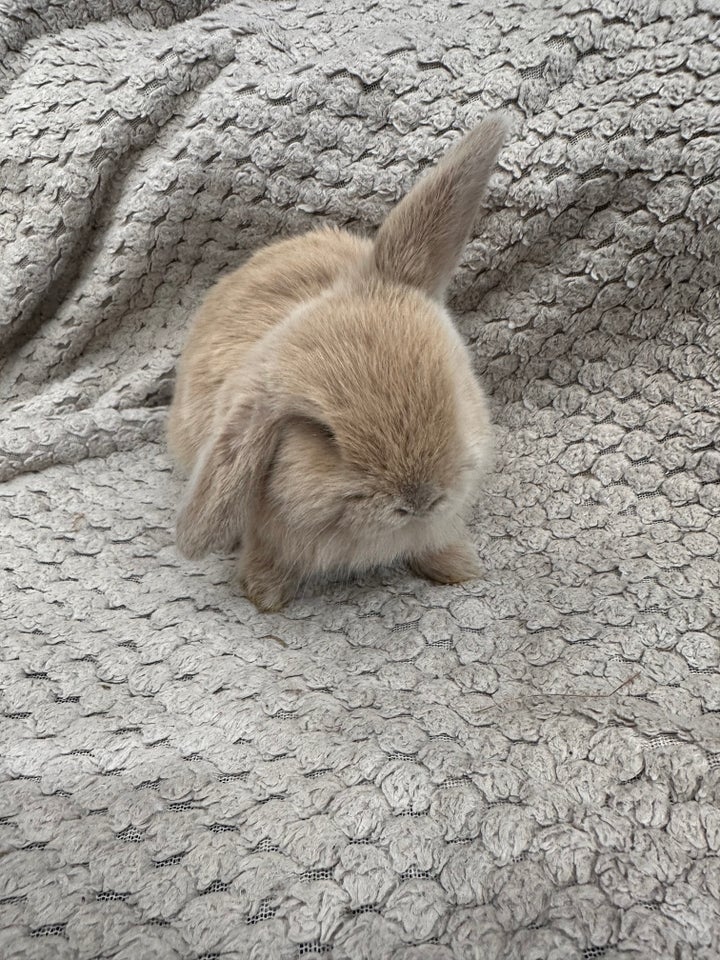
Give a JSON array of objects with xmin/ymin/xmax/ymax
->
[
  {"xmin": 239, "ymin": 555, "xmax": 297, "ymax": 613},
  {"xmin": 410, "ymin": 540, "xmax": 482, "ymax": 585}
]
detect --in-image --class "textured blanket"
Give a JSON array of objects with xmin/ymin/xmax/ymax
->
[{"xmin": 1, "ymin": 1, "xmax": 719, "ymax": 957}]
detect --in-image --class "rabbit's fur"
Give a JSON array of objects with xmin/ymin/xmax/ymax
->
[{"xmin": 168, "ymin": 116, "xmax": 507, "ymax": 610}]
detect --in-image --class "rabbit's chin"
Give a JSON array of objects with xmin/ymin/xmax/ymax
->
[
  {"xmin": 316, "ymin": 508, "xmax": 468, "ymax": 576},
  {"xmin": 248, "ymin": 492, "xmax": 469, "ymax": 578}
]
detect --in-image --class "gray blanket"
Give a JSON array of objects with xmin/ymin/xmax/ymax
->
[{"xmin": 1, "ymin": 1, "xmax": 719, "ymax": 957}]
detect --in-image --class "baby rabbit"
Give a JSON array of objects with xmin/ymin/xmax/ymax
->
[{"xmin": 167, "ymin": 115, "xmax": 507, "ymax": 611}]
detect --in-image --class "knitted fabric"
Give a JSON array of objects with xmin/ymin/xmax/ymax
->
[{"xmin": 1, "ymin": 1, "xmax": 719, "ymax": 957}]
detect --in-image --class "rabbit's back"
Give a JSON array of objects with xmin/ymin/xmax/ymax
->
[{"xmin": 168, "ymin": 227, "xmax": 370, "ymax": 468}]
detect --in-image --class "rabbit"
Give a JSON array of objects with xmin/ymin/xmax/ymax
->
[{"xmin": 167, "ymin": 114, "xmax": 508, "ymax": 611}]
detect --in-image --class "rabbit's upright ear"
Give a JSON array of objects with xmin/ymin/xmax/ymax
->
[
  {"xmin": 373, "ymin": 115, "xmax": 508, "ymax": 299},
  {"xmin": 175, "ymin": 395, "xmax": 278, "ymax": 560}
]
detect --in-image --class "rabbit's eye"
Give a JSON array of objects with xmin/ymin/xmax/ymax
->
[
  {"xmin": 302, "ymin": 418, "xmax": 337, "ymax": 445},
  {"xmin": 395, "ymin": 506, "xmax": 411, "ymax": 516},
  {"xmin": 346, "ymin": 492, "xmax": 369, "ymax": 502},
  {"xmin": 317, "ymin": 423, "xmax": 337, "ymax": 443}
]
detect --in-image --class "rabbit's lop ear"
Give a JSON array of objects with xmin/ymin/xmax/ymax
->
[
  {"xmin": 374, "ymin": 114, "xmax": 508, "ymax": 299},
  {"xmin": 175, "ymin": 396, "xmax": 277, "ymax": 560}
]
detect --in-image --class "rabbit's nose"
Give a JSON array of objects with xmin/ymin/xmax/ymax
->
[{"xmin": 401, "ymin": 483, "xmax": 445, "ymax": 516}]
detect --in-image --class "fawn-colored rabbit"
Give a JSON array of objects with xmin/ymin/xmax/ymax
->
[{"xmin": 168, "ymin": 116, "xmax": 507, "ymax": 610}]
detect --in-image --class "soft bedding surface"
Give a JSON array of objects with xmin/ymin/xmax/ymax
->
[{"xmin": 1, "ymin": 1, "xmax": 719, "ymax": 957}]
